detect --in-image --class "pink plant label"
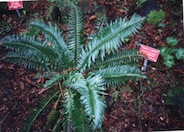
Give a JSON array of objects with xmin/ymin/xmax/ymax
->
[
  {"xmin": 8, "ymin": 0, "xmax": 23, "ymax": 10},
  {"xmin": 139, "ymin": 45, "xmax": 160, "ymax": 62}
]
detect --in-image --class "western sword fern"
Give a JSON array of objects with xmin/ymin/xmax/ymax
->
[{"xmin": 1, "ymin": 3, "xmax": 145, "ymax": 132}]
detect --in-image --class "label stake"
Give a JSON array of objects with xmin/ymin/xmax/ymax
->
[{"xmin": 16, "ymin": 9, "xmax": 21, "ymax": 18}]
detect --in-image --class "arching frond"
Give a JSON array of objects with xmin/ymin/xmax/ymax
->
[
  {"xmin": 77, "ymin": 14, "xmax": 143, "ymax": 71},
  {"xmin": 2, "ymin": 52, "xmax": 50, "ymax": 70},
  {"xmin": 95, "ymin": 12, "xmax": 108, "ymax": 31},
  {"xmin": 29, "ymin": 19, "xmax": 72, "ymax": 66},
  {"xmin": 95, "ymin": 65, "xmax": 146, "ymax": 86},
  {"xmin": 62, "ymin": 89, "xmax": 75, "ymax": 131},
  {"xmin": 1, "ymin": 35, "xmax": 59, "ymax": 70},
  {"xmin": 69, "ymin": 73, "xmax": 106, "ymax": 130},
  {"xmin": 34, "ymin": 71, "xmax": 57, "ymax": 79},
  {"xmin": 68, "ymin": 5, "xmax": 84, "ymax": 66},
  {"xmin": 84, "ymin": 75, "xmax": 106, "ymax": 130},
  {"xmin": 71, "ymin": 93, "xmax": 90, "ymax": 132},
  {"xmin": 90, "ymin": 49, "xmax": 141, "ymax": 70},
  {"xmin": 46, "ymin": 92, "xmax": 62, "ymax": 131},
  {"xmin": 43, "ymin": 74, "xmax": 66, "ymax": 88},
  {"xmin": 1, "ymin": 35, "xmax": 58, "ymax": 61},
  {"xmin": 21, "ymin": 90, "xmax": 60, "ymax": 132},
  {"xmin": 62, "ymin": 89, "xmax": 90, "ymax": 132},
  {"xmin": 46, "ymin": 109, "xmax": 60, "ymax": 130}
]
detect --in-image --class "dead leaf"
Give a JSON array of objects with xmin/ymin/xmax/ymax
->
[
  {"xmin": 89, "ymin": 15, "xmax": 97, "ymax": 20},
  {"xmin": 38, "ymin": 88, "xmax": 47, "ymax": 94},
  {"xmin": 20, "ymin": 82, "xmax": 25, "ymax": 90}
]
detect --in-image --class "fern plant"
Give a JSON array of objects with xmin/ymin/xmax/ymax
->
[{"xmin": 0, "ymin": 4, "xmax": 146, "ymax": 132}]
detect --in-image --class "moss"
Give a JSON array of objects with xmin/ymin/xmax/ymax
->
[{"xmin": 146, "ymin": 10, "xmax": 165, "ymax": 24}]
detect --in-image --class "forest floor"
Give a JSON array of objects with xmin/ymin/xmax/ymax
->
[{"xmin": 0, "ymin": 0, "xmax": 184, "ymax": 131}]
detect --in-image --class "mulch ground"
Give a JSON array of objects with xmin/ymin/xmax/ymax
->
[{"xmin": 0, "ymin": 0, "xmax": 184, "ymax": 131}]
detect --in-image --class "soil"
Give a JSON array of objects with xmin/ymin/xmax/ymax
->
[{"xmin": 0, "ymin": 0, "xmax": 184, "ymax": 131}]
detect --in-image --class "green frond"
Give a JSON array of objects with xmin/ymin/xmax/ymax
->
[
  {"xmin": 2, "ymin": 52, "xmax": 49, "ymax": 70},
  {"xmin": 21, "ymin": 90, "xmax": 60, "ymax": 132},
  {"xmin": 20, "ymin": 27, "xmax": 39, "ymax": 37},
  {"xmin": 1, "ymin": 35, "xmax": 58, "ymax": 61},
  {"xmin": 68, "ymin": 5, "xmax": 84, "ymax": 66},
  {"xmin": 71, "ymin": 93, "xmax": 90, "ymax": 132},
  {"xmin": 95, "ymin": 65, "xmax": 146, "ymax": 86},
  {"xmin": 95, "ymin": 12, "xmax": 108, "ymax": 31},
  {"xmin": 63, "ymin": 91, "xmax": 90, "ymax": 132},
  {"xmin": 46, "ymin": 109, "xmax": 60, "ymax": 130},
  {"xmin": 64, "ymin": 89, "xmax": 75, "ymax": 117},
  {"xmin": 45, "ymin": 3, "xmax": 57, "ymax": 21},
  {"xmin": 43, "ymin": 74, "xmax": 67, "ymax": 88},
  {"xmin": 69, "ymin": 73, "xmax": 106, "ymax": 130},
  {"xmin": 34, "ymin": 71, "xmax": 57, "ymax": 79},
  {"xmin": 90, "ymin": 49, "xmax": 141, "ymax": 70},
  {"xmin": 77, "ymin": 14, "xmax": 143, "ymax": 71},
  {"xmin": 1, "ymin": 35, "xmax": 59, "ymax": 70},
  {"xmin": 29, "ymin": 19, "xmax": 72, "ymax": 65},
  {"xmin": 62, "ymin": 89, "xmax": 76, "ymax": 131},
  {"xmin": 51, "ymin": 117, "xmax": 62, "ymax": 132},
  {"xmin": 46, "ymin": 93, "xmax": 62, "ymax": 130}
]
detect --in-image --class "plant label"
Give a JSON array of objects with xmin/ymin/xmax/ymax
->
[
  {"xmin": 8, "ymin": 0, "xmax": 23, "ymax": 10},
  {"xmin": 139, "ymin": 45, "xmax": 160, "ymax": 62}
]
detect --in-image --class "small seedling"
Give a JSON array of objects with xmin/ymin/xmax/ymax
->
[
  {"xmin": 158, "ymin": 23, "xmax": 166, "ymax": 28},
  {"xmin": 159, "ymin": 37, "xmax": 184, "ymax": 68},
  {"xmin": 175, "ymin": 48, "xmax": 184, "ymax": 60},
  {"xmin": 157, "ymin": 23, "xmax": 166, "ymax": 33},
  {"xmin": 166, "ymin": 36, "xmax": 178, "ymax": 46}
]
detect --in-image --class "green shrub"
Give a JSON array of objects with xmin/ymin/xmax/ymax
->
[{"xmin": 1, "ymin": 4, "xmax": 145, "ymax": 132}]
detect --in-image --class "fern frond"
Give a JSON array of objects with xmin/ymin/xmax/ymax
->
[
  {"xmin": 46, "ymin": 92, "xmax": 62, "ymax": 130},
  {"xmin": 62, "ymin": 89, "xmax": 76, "ymax": 131},
  {"xmin": 46, "ymin": 109, "xmax": 60, "ymax": 130},
  {"xmin": 29, "ymin": 19, "xmax": 71, "ymax": 65},
  {"xmin": 1, "ymin": 35, "xmax": 58, "ymax": 61},
  {"xmin": 45, "ymin": 3, "xmax": 57, "ymax": 21},
  {"xmin": 95, "ymin": 65, "xmax": 146, "ymax": 86},
  {"xmin": 1, "ymin": 35, "xmax": 59, "ymax": 70},
  {"xmin": 63, "ymin": 91, "xmax": 90, "ymax": 132},
  {"xmin": 68, "ymin": 5, "xmax": 84, "ymax": 66},
  {"xmin": 69, "ymin": 74, "xmax": 106, "ymax": 130},
  {"xmin": 21, "ymin": 90, "xmax": 60, "ymax": 132},
  {"xmin": 71, "ymin": 93, "xmax": 90, "ymax": 132},
  {"xmin": 77, "ymin": 14, "xmax": 143, "ymax": 71},
  {"xmin": 34, "ymin": 71, "xmax": 57, "ymax": 79},
  {"xmin": 95, "ymin": 12, "xmax": 108, "ymax": 31},
  {"xmin": 90, "ymin": 49, "xmax": 141, "ymax": 70},
  {"xmin": 43, "ymin": 74, "xmax": 67, "ymax": 88},
  {"xmin": 51, "ymin": 117, "xmax": 62, "ymax": 132},
  {"xmin": 20, "ymin": 27, "xmax": 39, "ymax": 37},
  {"xmin": 2, "ymin": 52, "xmax": 49, "ymax": 70}
]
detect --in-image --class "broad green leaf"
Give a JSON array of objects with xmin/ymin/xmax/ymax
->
[
  {"xmin": 166, "ymin": 36, "xmax": 178, "ymax": 46},
  {"xmin": 175, "ymin": 48, "xmax": 184, "ymax": 60},
  {"xmin": 164, "ymin": 55, "xmax": 175, "ymax": 67}
]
